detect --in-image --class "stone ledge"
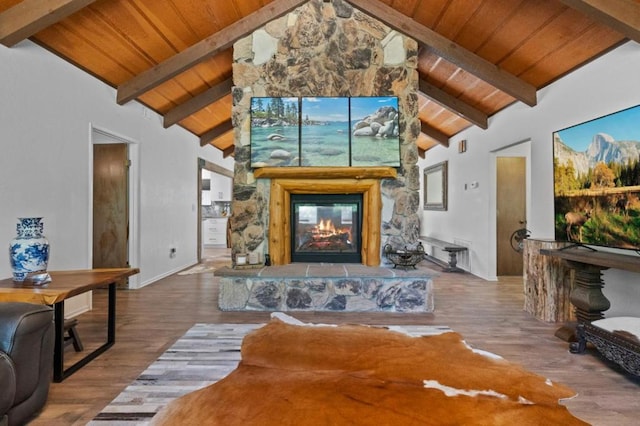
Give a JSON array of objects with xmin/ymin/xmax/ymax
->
[
  {"xmin": 215, "ymin": 262, "xmax": 437, "ymax": 278},
  {"xmin": 217, "ymin": 263, "xmax": 436, "ymax": 313}
]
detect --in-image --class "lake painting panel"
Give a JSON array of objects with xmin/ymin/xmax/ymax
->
[
  {"xmin": 301, "ymin": 97, "xmax": 350, "ymax": 167},
  {"xmin": 250, "ymin": 97, "xmax": 300, "ymax": 167},
  {"xmin": 350, "ymin": 97, "xmax": 401, "ymax": 167}
]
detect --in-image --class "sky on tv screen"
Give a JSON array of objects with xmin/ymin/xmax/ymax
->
[{"xmin": 556, "ymin": 105, "xmax": 640, "ymax": 151}]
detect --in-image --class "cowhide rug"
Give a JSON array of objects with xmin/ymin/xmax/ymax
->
[{"xmin": 151, "ymin": 314, "xmax": 586, "ymax": 425}]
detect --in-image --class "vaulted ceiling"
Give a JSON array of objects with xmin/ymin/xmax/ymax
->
[{"xmin": 1, "ymin": 0, "xmax": 637, "ymax": 157}]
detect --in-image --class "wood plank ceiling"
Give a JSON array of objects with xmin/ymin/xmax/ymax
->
[{"xmin": 1, "ymin": 0, "xmax": 637, "ymax": 157}]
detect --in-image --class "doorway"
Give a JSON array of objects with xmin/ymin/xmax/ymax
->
[
  {"xmin": 91, "ymin": 127, "xmax": 139, "ymax": 288},
  {"xmin": 93, "ymin": 143, "xmax": 129, "ymax": 273},
  {"xmin": 496, "ymin": 157, "xmax": 526, "ymax": 276},
  {"xmin": 198, "ymin": 158, "xmax": 233, "ymax": 262}
]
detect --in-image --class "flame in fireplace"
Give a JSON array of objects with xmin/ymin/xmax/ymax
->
[
  {"xmin": 317, "ymin": 219, "xmax": 335, "ymax": 234},
  {"xmin": 309, "ymin": 219, "xmax": 352, "ymax": 243},
  {"xmin": 296, "ymin": 215, "xmax": 354, "ymax": 254}
]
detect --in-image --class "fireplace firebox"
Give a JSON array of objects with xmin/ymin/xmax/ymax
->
[{"xmin": 290, "ymin": 194, "xmax": 363, "ymax": 263}]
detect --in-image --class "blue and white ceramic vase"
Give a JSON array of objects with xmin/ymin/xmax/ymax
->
[{"xmin": 9, "ymin": 217, "xmax": 50, "ymax": 282}]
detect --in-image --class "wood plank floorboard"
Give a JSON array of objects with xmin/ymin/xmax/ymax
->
[{"xmin": 28, "ymin": 251, "xmax": 640, "ymax": 425}]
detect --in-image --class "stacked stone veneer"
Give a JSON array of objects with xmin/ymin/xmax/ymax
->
[
  {"xmin": 221, "ymin": 0, "xmax": 426, "ymax": 312},
  {"xmin": 229, "ymin": 0, "xmax": 421, "ymax": 262},
  {"xmin": 218, "ymin": 265, "xmax": 435, "ymax": 312}
]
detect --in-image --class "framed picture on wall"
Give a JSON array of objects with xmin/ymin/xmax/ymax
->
[
  {"xmin": 350, "ymin": 96, "xmax": 401, "ymax": 167},
  {"xmin": 300, "ymin": 97, "xmax": 350, "ymax": 166},
  {"xmin": 423, "ymin": 161, "xmax": 448, "ymax": 211},
  {"xmin": 250, "ymin": 97, "xmax": 300, "ymax": 167},
  {"xmin": 248, "ymin": 96, "xmax": 403, "ymax": 168}
]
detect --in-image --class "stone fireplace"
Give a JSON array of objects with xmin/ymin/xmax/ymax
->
[{"xmin": 228, "ymin": 0, "xmax": 421, "ymax": 268}]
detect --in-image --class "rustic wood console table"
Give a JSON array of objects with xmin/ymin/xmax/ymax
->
[
  {"xmin": 540, "ymin": 247, "xmax": 640, "ymax": 374},
  {"xmin": 540, "ymin": 247, "xmax": 640, "ymax": 323},
  {"xmin": 523, "ymin": 239, "xmax": 573, "ymax": 324},
  {"xmin": 0, "ymin": 268, "xmax": 139, "ymax": 381}
]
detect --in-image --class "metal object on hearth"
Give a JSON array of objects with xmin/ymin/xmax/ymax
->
[{"xmin": 384, "ymin": 242, "xmax": 425, "ymax": 269}]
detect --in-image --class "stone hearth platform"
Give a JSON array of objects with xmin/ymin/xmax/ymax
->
[{"xmin": 216, "ymin": 262, "xmax": 437, "ymax": 313}]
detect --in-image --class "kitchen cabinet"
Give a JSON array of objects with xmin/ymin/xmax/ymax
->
[
  {"xmin": 211, "ymin": 173, "xmax": 232, "ymax": 201},
  {"xmin": 203, "ymin": 217, "xmax": 228, "ymax": 246},
  {"xmin": 202, "ymin": 190, "xmax": 211, "ymax": 205},
  {"xmin": 202, "ymin": 170, "xmax": 232, "ymax": 202}
]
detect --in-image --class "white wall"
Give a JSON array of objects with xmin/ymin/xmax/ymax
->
[
  {"xmin": 419, "ymin": 41, "xmax": 640, "ymax": 316},
  {"xmin": 0, "ymin": 40, "xmax": 234, "ymax": 288}
]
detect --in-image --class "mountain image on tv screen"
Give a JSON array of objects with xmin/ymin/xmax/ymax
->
[{"xmin": 553, "ymin": 104, "xmax": 640, "ymax": 250}]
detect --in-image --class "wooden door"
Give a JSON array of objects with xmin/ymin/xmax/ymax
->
[
  {"xmin": 93, "ymin": 144, "xmax": 129, "ymax": 271},
  {"xmin": 496, "ymin": 157, "xmax": 526, "ymax": 276}
]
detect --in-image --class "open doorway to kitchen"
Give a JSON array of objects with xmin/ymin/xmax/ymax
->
[{"xmin": 198, "ymin": 158, "xmax": 233, "ymax": 262}]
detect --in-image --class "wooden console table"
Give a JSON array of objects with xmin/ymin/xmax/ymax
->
[
  {"xmin": 523, "ymin": 239, "xmax": 574, "ymax": 323},
  {"xmin": 540, "ymin": 248, "xmax": 640, "ymax": 323},
  {"xmin": 539, "ymin": 247, "xmax": 640, "ymax": 362},
  {"xmin": 0, "ymin": 268, "xmax": 139, "ymax": 382}
]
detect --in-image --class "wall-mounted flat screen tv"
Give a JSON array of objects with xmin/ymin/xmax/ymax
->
[
  {"xmin": 249, "ymin": 96, "xmax": 401, "ymax": 168},
  {"xmin": 553, "ymin": 104, "xmax": 640, "ymax": 250}
]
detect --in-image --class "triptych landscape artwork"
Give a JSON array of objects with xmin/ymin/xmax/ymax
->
[{"xmin": 249, "ymin": 96, "xmax": 401, "ymax": 168}]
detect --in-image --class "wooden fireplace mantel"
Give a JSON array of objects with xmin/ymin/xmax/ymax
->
[
  {"xmin": 265, "ymin": 171, "xmax": 394, "ymax": 266},
  {"xmin": 254, "ymin": 166, "xmax": 397, "ymax": 180}
]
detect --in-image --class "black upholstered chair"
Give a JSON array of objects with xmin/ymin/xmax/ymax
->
[{"xmin": 0, "ymin": 303, "xmax": 54, "ymax": 426}]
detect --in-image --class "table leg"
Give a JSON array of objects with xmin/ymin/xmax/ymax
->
[
  {"xmin": 565, "ymin": 260, "xmax": 611, "ymax": 353},
  {"xmin": 567, "ymin": 261, "xmax": 611, "ymax": 323},
  {"xmin": 443, "ymin": 250, "xmax": 464, "ymax": 272},
  {"xmin": 53, "ymin": 282, "xmax": 117, "ymax": 382},
  {"xmin": 107, "ymin": 282, "xmax": 116, "ymax": 344},
  {"xmin": 53, "ymin": 302, "xmax": 65, "ymax": 382}
]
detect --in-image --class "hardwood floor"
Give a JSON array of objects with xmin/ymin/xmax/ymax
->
[{"xmin": 30, "ymin": 252, "xmax": 640, "ymax": 425}]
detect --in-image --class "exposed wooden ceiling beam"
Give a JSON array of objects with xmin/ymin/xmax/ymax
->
[
  {"xmin": 0, "ymin": 0, "xmax": 97, "ymax": 47},
  {"xmin": 559, "ymin": 0, "xmax": 640, "ymax": 44},
  {"xmin": 420, "ymin": 121, "xmax": 450, "ymax": 147},
  {"xmin": 346, "ymin": 0, "xmax": 537, "ymax": 107},
  {"xmin": 164, "ymin": 78, "xmax": 233, "ymax": 128},
  {"xmin": 200, "ymin": 119, "xmax": 234, "ymax": 147},
  {"xmin": 222, "ymin": 145, "xmax": 235, "ymax": 158},
  {"xmin": 117, "ymin": 0, "xmax": 308, "ymax": 105},
  {"xmin": 417, "ymin": 140, "xmax": 440, "ymax": 154},
  {"xmin": 416, "ymin": 134, "xmax": 441, "ymax": 155},
  {"xmin": 419, "ymin": 79, "xmax": 488, "ymax": 129}
]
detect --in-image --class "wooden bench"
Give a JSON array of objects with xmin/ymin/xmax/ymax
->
[{"xmin": 419, "ymin": 236, "xmax": 467, "ymax": 273}]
